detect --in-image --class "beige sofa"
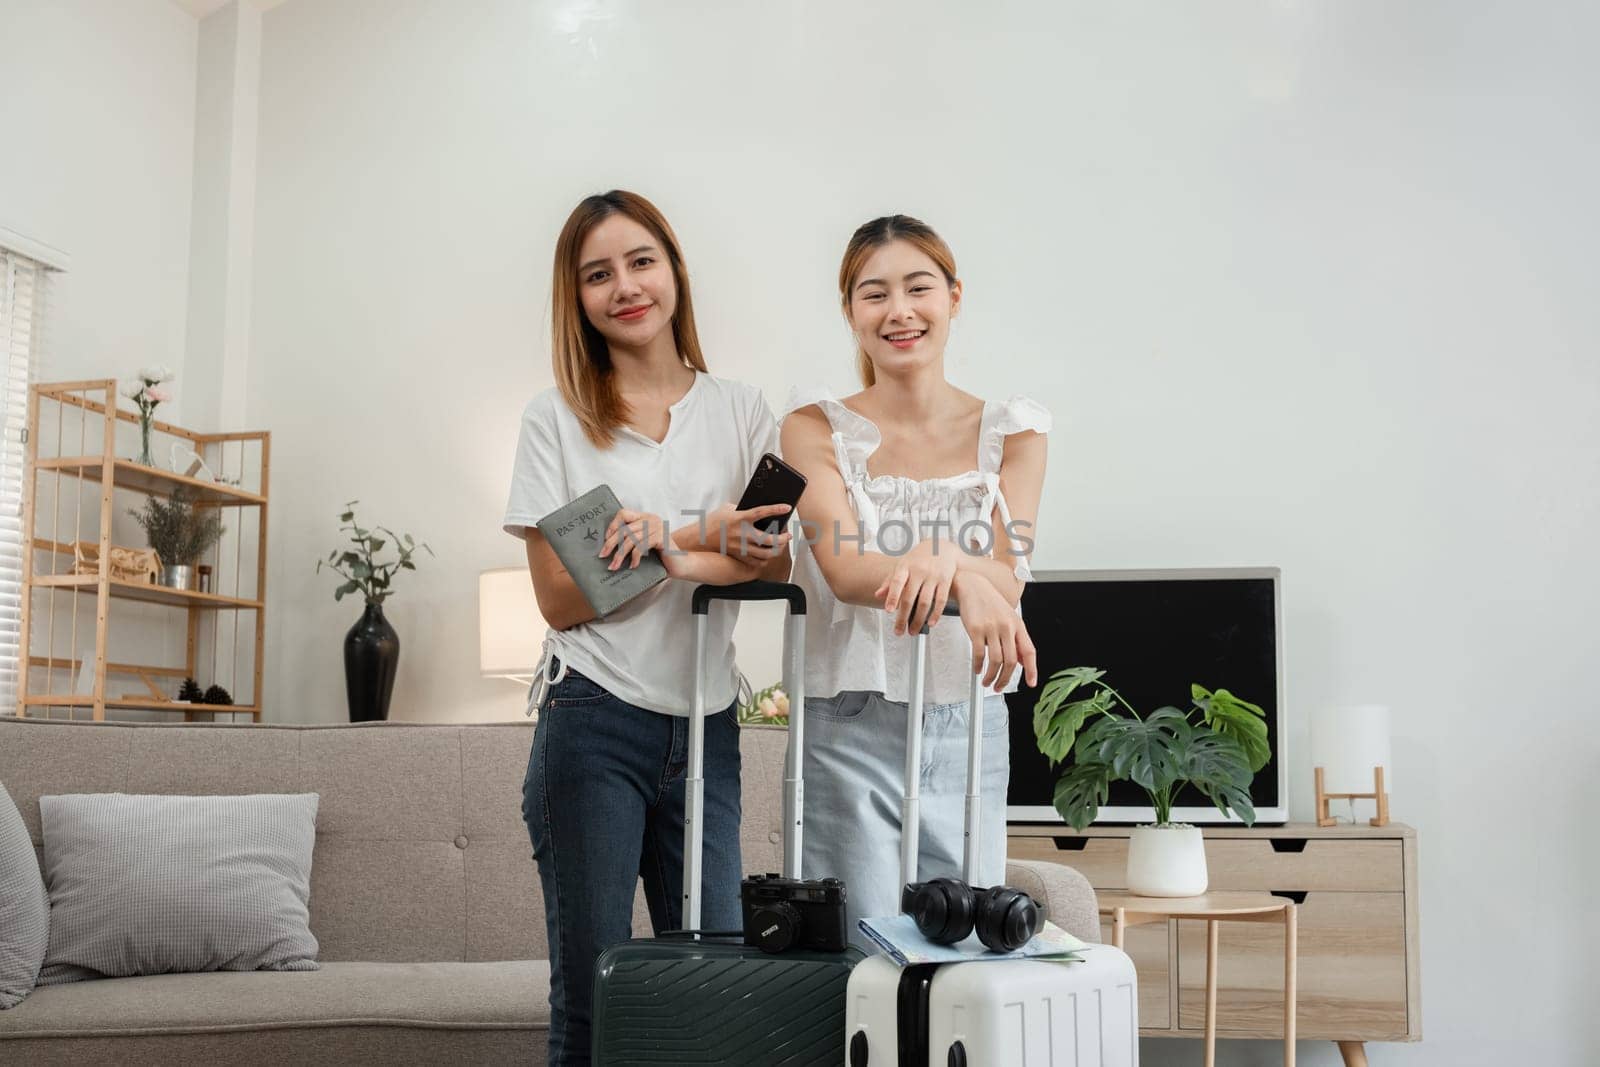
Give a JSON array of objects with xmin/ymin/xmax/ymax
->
[{"xmin": 0, "ymin": 716, "xmax": 1098, "ymax": 1065}]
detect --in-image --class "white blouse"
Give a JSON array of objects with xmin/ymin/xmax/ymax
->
[{"xmin": 780, "ymin": 387, "xmax": 1052, "ymax": 707}]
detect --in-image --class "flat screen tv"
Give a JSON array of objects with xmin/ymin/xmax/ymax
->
[{"xmin": 1006, "ymin": 567, "xmax": 1287, "ymax": 825}]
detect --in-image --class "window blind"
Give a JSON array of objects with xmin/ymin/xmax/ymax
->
[{"xmin": 1, "ymin": 248, "xmax": 53, "ymax": 715}]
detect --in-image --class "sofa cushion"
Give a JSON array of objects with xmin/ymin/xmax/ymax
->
[
  {"xmin": 38, "ymin": 793, "xmax": 320, "ymax": 984},
  {"xmin": 0, "ymin": 781, "xmax": 49, "ymax": 1008},
  {"xmin": 0, "ymin": 959, "xmax": 548, "ymax": 1035},
  {"xmin": 0, "ymin": 960, "xmax": 549, "ymax": 1065}
]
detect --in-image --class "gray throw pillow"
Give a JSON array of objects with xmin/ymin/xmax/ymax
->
[
  {"xmin": 38, "ymin": 793, "xmax": 321, "ymax": 984},
  {"xmin": 0, "ymin": 781, "xmax": 49, "ymax": 1008}
]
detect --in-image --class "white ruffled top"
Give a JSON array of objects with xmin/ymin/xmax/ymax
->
[{"xmin": 780, "ymin": 387, "xmax": 1052, "ymax": 707}]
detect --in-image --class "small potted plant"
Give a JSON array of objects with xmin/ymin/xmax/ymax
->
[
  {"xmin": 317, "ymin": 501, "xmax": 432, "ymax": 722},
  {"xmin": 1033, "ymin": 667, "xmax": 1270, "ymax": 896},
  {"xmin": 128, "ymin": 487, "xmax": 225, "ymax": 590}
]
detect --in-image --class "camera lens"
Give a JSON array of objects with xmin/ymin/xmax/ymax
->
[{"xmin": 751, "ymin": 901, "xmax": 801, "ymax": 954}]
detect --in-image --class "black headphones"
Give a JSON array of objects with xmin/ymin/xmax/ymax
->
[{"xmin": 900, "ymin": 877, "xmax": 1042, "ymax": 954}]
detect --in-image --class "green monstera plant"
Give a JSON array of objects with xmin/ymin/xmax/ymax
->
[{"xmin": 1033, "ymin": 667, "xmax": 1271, "ymax": 830}]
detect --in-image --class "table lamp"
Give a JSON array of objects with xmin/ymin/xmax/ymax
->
[
  {"xmin": 478, "ymin": 567, "xmax": 545, "ymax": 685},
  {"xmin": 1311, "ymin": 703, "xmax": 1392, "ymax": 827}
]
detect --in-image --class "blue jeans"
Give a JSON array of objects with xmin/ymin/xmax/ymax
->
[{"xmin": 521, "ymin": 668, "xmax": 743, "ymax": 1067}]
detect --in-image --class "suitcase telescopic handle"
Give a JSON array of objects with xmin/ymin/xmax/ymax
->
[
  {"xmin": 691, "ymin": 580, "xmax": 808, "ymax": 615},
  {"xmin": 902, "ymin": 603, "xmax": 987, "ymax": 892},
  {"xmin": 685, "ymin": 581, "xmax": 808, "ymax": 935}
]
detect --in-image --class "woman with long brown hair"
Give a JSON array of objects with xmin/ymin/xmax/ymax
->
[
  {"xmin": 503, "ymin": 190, "xmax": 790, "ymax": 1065},
  {"xmin": 780, "ymin": 213, "xmax": 1050, "ymax": 942}
]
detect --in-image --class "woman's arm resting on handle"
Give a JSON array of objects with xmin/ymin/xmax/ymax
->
[
  {"xmin": 663, "ymin": 545, "xmax": 766, "ymax": 586},
  {"xmin": 952, "ymin": 570, "xmax": 1039, "ymax": 690},
  {"xmin": 759, "ymin": 550, "xmax": 792, "ymax": 583}
]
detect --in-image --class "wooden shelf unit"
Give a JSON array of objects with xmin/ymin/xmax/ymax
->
[
  {"xmin": 16, "ymin": 380, "xmax": 270, "ymax": 722},
  {"xmin": 34, "ymin": 456, "xmax": 267, "ymax": 506},
  {"xmin": 1008, "ymin": 821, "xmax": 1420, "ymax": 1066},
  {"xmin": 30, "ymin": 573, "xmax": 263, "ymax": 610}
]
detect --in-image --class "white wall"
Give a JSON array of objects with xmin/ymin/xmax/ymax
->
[
  {"xmin": 184, "ymin": 0, "xmax": 261, "ymax": 433},
  {"xmin": 1, "ymin": 0, "xmax": 202, "ymax": 697},
  {"xmin": 237, "ymin": 1, "xmax": 1598, "ymax": 1063},
  {"xmin": 0, "ymin": 0, "xmax": 198, "ymax": 405}
]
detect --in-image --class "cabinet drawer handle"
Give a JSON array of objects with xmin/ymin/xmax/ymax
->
[
  {"xmin": 1051, "ymin": 837, "xmax": 1089, "ymax": 851},
  {"xmin": 1272, "ymin": 890, "xmax": 1309, "ymax": 904},
  {"xmin": 1270, "ymin": 838, "xmax": 1309, "ymax": 853}
]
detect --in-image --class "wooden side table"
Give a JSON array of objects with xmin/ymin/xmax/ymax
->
[{"xmin": 1100, "ymin": 892, "xmax": 1298, "ymax": 1067}]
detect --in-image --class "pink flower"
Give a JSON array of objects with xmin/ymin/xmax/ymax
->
[
  {"xmin": 759, "ymin": 697, "xmax": 779, "ymax": 719},
  {"xmin": 144, "ymin": 387, "xmax": 171, "ymax": 403}
]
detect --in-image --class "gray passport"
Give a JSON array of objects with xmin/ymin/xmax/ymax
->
[{"xmin": 537, "ymin": 484, "xmax": 669, "ymax": 618}]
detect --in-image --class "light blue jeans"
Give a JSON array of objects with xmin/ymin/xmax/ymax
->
[{"xmin": 800, "ymin": 690, "xmax": 1010, "ymax": 949}]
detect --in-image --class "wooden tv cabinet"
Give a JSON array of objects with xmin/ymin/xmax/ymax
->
[{"xmin": 1008, "ymin": 822, "xmax": 1420, "ymax": 1066}]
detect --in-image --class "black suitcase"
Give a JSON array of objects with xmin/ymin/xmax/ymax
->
[{"xmin": 591, "ymin": 581, "xmax": 865, "ymax": 1066}]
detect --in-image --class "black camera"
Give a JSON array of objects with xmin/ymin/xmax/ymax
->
[{"xmin": 740, "ymin": 873, "xmax": 848, "ymax": 954}]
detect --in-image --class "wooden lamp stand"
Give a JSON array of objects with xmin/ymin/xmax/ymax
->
[{"xmin": 1315, "ymin": 765, "xmax": 1390, "ymax": 828}]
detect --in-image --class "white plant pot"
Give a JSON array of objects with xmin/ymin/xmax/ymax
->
[{"xmin": 1126, "ymin": 825, "xmax": 1208, "ymax": 897}]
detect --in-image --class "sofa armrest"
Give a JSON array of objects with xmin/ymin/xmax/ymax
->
[{"xmin": 1004, "ymin": 857, "xmax": 1100, "ymax": 944}]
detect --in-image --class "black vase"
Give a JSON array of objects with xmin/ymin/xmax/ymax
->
[{"xmin": 344, "ymin": 600, "xmax": 399, "ymax": 722}]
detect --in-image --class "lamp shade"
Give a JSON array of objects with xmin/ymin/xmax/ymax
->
[
  {"xmin": 478, "ymin": 567, "xmax": 545, "ymax": 677},
  {"xmin": 1311, "ymin": 703, "xmax": 1392, "ymax": 792}
]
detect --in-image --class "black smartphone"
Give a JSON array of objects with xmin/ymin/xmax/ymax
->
[{"xmin": 736, "ymin": 452, "xmax": 808, "ymax": 535}]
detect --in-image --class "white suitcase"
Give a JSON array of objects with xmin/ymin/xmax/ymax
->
[
  {"xmin": 847, "ymin": 950, "xmax": 1139, "ymax": 1066},
  {"xmin": 843, "ymin": 611, "xmax": 1141, "ymax": 1067}
]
